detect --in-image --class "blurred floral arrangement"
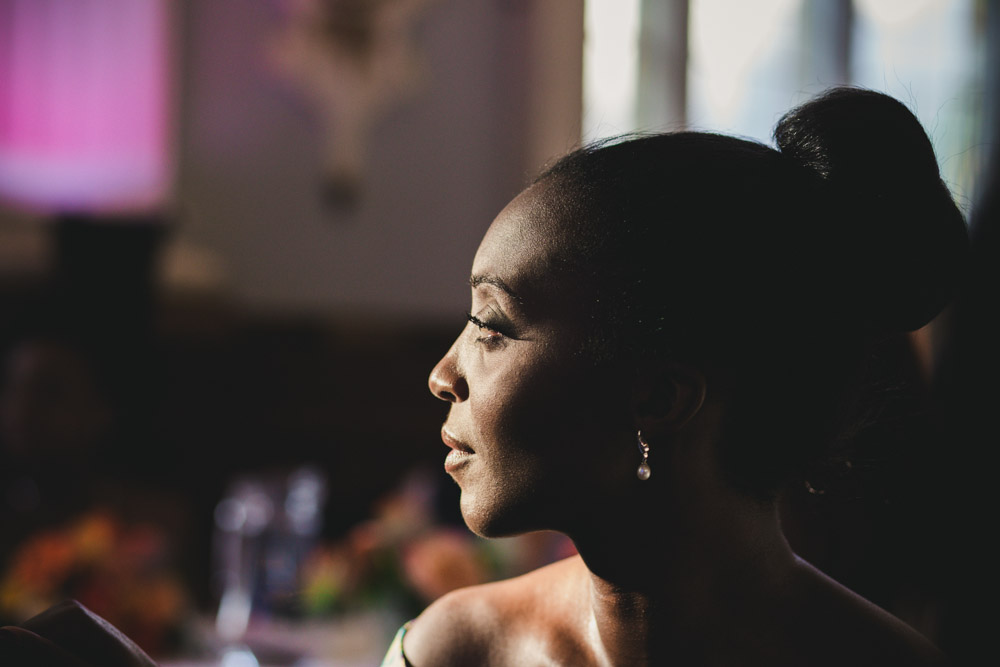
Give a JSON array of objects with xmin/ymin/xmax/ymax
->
[
  {"xmin": 0, "ymin": 509, "xmax": 188, "ymax": 655},
  {"xmin": 292, "ymin": 470, "xmax": 574, "ymax": 619}
]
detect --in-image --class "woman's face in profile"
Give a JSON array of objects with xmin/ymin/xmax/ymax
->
[{"xmin": 428, "ymin": 182, "xmax": 636, "ymax": 538}]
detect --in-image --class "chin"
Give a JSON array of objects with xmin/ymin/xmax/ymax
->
[
  {"xmin": 459, "ymin": 489, "xmax": 548, "ymax": 539},
  {"xmin": 458, "ymin": 493, "xmax": 496, "ymax": 538}
]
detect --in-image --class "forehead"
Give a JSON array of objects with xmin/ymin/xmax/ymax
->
[{"xmin": 471, "ymin": 181, "xmax": 567, "ymax": 294}]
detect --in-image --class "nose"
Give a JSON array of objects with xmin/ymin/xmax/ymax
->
[{"xmin": 428, "ymin": 344, "xmax": 468, "ymax": 403}]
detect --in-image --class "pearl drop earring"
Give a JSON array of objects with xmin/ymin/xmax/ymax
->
[{"xmin": 636, "ymin": 431, "xmax": 651, "ymax": 480}]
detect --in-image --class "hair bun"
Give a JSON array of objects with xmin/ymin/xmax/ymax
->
[{"xmin": 773, "ymin": 87, "xmax": 969, "ymax": 332}]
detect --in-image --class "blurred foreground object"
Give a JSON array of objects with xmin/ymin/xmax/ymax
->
[{"xmin": 0, "ymin": 599, "xmax": 157, "ymax": 666}]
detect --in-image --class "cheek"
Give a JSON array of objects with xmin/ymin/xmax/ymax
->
[
  {"xmin": 474, "ymin": 355, "xmax": 632, "ymax": 489},
  {"xmin": 462, "ymin": 386, "xmax": 635, "ymax": 538},
  {"xmin": 473, "ymin": 353, "xmax": 587, "ymax": 448},
  {"xmin": 469, "ymin": 375, "xmax": 552, "ymax": 469}
]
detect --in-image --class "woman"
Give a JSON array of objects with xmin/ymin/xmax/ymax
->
[
  {"xmin": 0, "ymin": 87, "xmax": 963, "ymax": 667},
  {"xmin": 385, "ymin": 88, "xmax": 966, "ymax": 665}
]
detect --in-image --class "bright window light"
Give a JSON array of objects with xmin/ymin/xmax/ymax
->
[
  {"xmin": 854, "ymin": 0, "xmax": 941, "ymax": 26},
  {"xmin": 583, "ymin": 0, "xmax": 641, "ymax": 140},
  {"xmin": 688, "ymin": 0, "xmax": 803, "ymax": 138},
  {"xmin": 852, "ymin": 0, "xmax": 979, "ymax": 206}
]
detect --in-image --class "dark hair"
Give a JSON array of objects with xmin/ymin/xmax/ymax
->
[{"xmin": 535, "ymin": 87, "xmax": 968, "ymax": 497}]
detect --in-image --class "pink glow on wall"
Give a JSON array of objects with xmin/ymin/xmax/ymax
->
[{"xmin": 0, "ymin": 0, "xmax": 170, "ymax": 214}]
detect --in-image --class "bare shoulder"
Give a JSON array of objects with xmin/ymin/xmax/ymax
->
[
  {"xmin": 401, "ymin": 584, "xmax": 496, "ymax": 665},
  {"xmin": 403, "ymin": 556, "xmax": 586, "ymax": 666},
  {"xmin": 787, "ymin": 558, "xmax": 951, "ymax": 667}
]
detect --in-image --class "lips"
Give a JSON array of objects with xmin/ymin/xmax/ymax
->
[
  {"xmin": 441, "ymin": 427, "xmax": 475, "ymax": 474},
  {"xmin": 441, "ymin": 427, "xmax": 474, "ymax": 454}
]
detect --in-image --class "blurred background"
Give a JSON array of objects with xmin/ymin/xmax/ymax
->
[{"xmin": 0, "ymin": 0, "xmax": 995, "ymax": 664}]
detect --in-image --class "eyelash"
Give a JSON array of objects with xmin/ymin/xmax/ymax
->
[{"xmin": 466, "ymin": 312, "xmax": 509, "ymax": 349}]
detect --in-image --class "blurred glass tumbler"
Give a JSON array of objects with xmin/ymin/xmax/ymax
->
[{"xmin": 213, "ymin": 466, "xmax": 328, "ymax": 644}]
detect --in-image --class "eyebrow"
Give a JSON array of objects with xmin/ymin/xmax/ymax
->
[{"xmin": 470, "ymin": 274, "xmax": 523, "ymax": 303}]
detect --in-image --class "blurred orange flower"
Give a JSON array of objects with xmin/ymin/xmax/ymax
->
[
  {"xmin": 402, "ymin": 529, "xmax": 489, "ymax": 602},
  {"xmin": 0, "ymin": 509, "xmax": 189, "ymax": 656}
]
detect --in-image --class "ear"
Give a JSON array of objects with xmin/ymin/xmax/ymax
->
[{"xmin": 632, "ymin": 361, "xmax": 707, "ymax": 438}]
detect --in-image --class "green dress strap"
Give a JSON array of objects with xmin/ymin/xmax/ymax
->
[{"xmin": 380, "ymin": 621, "xmax": 414, "ymax": 667}]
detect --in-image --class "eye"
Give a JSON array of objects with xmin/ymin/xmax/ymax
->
[{"xmin": 466, "ymin": 312, "xmax": 509, "ymax": 349}]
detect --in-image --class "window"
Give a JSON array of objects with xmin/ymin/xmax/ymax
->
[{"xmin": 583, "ymin": 0, "xmax": 982, "ymax": 204}]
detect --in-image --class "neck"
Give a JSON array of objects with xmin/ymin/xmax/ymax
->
[{"xmin": 567, "ymin": 449, "xmax": 797, "ymax": 664}]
